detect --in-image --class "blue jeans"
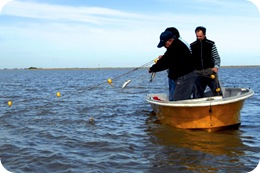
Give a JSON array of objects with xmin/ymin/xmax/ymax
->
[
  {"xmin": 172, "ymin": 71, "xmax": 197, "ymax": 101},
  {"xmin": 168, "ymin": 78, "xmax": 176, "ymax": 101}
]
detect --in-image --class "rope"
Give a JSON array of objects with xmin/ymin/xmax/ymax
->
[
  {"xmin": 88, "ymin": 59, "xmax": 155, "ymax": 90},
  {"xmin": 112, "ymin": 60, "xmax": 155, "ymax": 80}
]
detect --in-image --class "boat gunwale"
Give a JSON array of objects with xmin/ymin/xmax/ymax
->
[{"xmin": 146, "ymin": 88, "xmax": 254, "ymax": 107}]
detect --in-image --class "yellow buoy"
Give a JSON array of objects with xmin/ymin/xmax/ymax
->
[
  {"xmin": 56, "ymin": 92, "xmax": 61, "ymax": 97},
  {"xmin": 107, "ymin": 78, "xmax": 112, "ymax": 85},
  {"xmin": 7, "ymin": 101, "xmax": 12, "ymax": 107},
  {"xmin": 216, "ymin": 88, "xmax": 221, "ymax": 92},
  {"xmin": 210, "ymin": 74, "xmax": 215, "ymax": 79}
]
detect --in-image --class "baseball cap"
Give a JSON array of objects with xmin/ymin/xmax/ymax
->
[{"xmin": 157, "ymin": 31, "xmax": 174, "ymax": 48}]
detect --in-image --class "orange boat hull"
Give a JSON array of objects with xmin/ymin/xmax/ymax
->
[
  {"xmin": 147, "ymin": 88, "xmax": 254, "ymax": 132},
  {"xmin": 151, "ymin": 100, "xmax": 244, "ymax": 132}
]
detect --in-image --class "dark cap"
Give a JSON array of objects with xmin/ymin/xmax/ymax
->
[
  {"xmin": 157, "ymin": 31, "xmax": 173, "ymax": 48},
  {"xmin": 165, "ymin": 27, "xmax": 180, "ymax": 39}
]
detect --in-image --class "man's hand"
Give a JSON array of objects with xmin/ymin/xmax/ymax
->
[{"xmin": 211, "ymin": 67, "xmax": 218, "ymax": 73}]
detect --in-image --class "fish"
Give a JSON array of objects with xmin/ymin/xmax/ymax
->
[
  {"xmin": 122, "ymin": 80, "xmax": 131, "ymax": 89},
  {"xmin": 150, "ymin": 73, "xmax": 156, "ymax": 82}
]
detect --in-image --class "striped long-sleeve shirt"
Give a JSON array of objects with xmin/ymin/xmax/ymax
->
[{"xmin": 212, "ymin": 43, "xmax": 220, "ymax": 68}]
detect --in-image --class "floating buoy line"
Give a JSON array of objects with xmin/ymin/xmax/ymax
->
[
  {"xmin": 4, "ymin": 59, "xmax": 158, "ymax": 107},
  {"xmin": 3, "ymin": 58, "xmax": 224, "ymax": 107}
]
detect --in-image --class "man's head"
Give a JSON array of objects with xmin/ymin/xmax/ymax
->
[
  {"xmin": 195, "ymin": 26, "xmax": 206, "ymax": 41},
  {"xmin": 165, "ymin": 27, "xmax": 180, "ymax": 39},
  {"xmin": 157, "ymin": 31, "xmax": 174, "ymax": 48}
]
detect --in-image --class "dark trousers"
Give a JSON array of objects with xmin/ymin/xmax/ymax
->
[
  {"xmin": 194, "ymin": 72, "xmax": 222, "ymax": 98},
  {"xmin": 172, "ymin": 71, "xmax": 197, "ymax": 101}
]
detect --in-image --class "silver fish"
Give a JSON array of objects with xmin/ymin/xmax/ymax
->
[
  {"xmin": 122, "ymin": 80, "xmax": 131, "ymax": 89},
  {"xmin": 150, "ymin": 73, "xmax": 156, "ymax": 82}
]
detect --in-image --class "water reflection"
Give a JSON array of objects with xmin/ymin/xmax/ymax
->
[
  {"xmin": 150, "ymin": 124, "xmax": 245, "ymax": 156},
  {"xmin": 144, "ymin": 113, "xmax": 254, "ymax": 172}
]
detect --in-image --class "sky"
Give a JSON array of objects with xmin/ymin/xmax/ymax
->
[{"xmin": 0, "ymin": 0, "xmax": 260, "ymax": 69}]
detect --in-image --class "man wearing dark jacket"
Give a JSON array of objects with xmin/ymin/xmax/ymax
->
[
  {"xmin": 162, "ymin": 27, "xmax": 191, "ymax": 101},
  {"xmin": 190, "ymin": 26, "xmax": 222, "ymax": 98},
  {"xmin": 149, "ymin": 30, "xmax": 196, "ymax": 101}
]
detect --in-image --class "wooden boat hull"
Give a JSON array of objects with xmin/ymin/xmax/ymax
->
[{"xmin": 146, "ymin": 88, "xmax": 254, "ymax": 132}]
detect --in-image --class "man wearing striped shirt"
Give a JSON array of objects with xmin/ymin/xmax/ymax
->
[{"xmin": 190, "ymin": 26, "xmax": 222, "ymax": 98}]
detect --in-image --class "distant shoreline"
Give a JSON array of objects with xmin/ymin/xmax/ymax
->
[
  {"xmin": 221, "ymin": 65, "xmax": 260, "ymax": 68},
  {"xmin": 1, "ymin": 65, "xmax": 260, "ymax": 70}
]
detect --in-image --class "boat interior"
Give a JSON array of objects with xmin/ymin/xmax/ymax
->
[{"xmin": 204, "ymin": 87, "xmax": 250, "ymax": 98}]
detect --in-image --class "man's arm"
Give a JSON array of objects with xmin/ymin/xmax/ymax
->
[{"xmin": 212, "ymin": 44, "xmax": 221, "ymax": 71}]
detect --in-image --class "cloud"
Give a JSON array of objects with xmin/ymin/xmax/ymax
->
[
  {"xmin": 3, "ymin": 1, "xmax": 156, "ymax": 26},
  {"xmin": 1, "ymin": 0, "xmax": 260, "ymax": 68},
  {"xmin": 2, "ymin": 0, "xmax": 256, "ymax": 28}
]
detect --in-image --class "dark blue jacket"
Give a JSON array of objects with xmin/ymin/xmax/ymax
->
[{"xmin": 150, "ymin": 39, "xmax": 195, "ymax": 80}]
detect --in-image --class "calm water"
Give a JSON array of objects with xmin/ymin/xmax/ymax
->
[{"xmin": 0, "ymin": 67, "xmax": 259, "ymax": 173}]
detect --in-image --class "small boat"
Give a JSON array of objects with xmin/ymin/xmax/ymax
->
[{"xmin": 146, "ymin": 87, "xmax": 254, "ymax": 132}]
